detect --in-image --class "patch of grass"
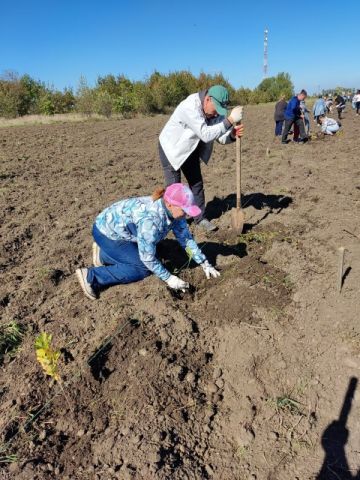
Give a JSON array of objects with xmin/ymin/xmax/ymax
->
[
  {"xmin": 275, "ymin": 187, "xmax": 290, "ymax": 194},
  {"xmin": 36, "ymin": 266, "xmax": 52, "ymax": 278},
  {"xmin": 291, "ymin": 438, "xmax": 313, "ymax": 452},
  {"xmin": 34, "ymin": 266, "xmax": 52, "ymax": 288},
  {"xmin": 234, "ymin": 444, "xmax": 249, "ymax": 460},
  {"xmin": 262, "ymin": 274, "xmax": 273, "ymax": 285},
  {"xmin": 295, "ymin": 378, "xmax": 309, "ymax": 397},
  {"xmin": 0, "ymin": 322, "xmax": 24, "ymax": 363},
  {"xmin": 282, "ymin": 275, "xmax": 294, "ymax": 290},
  {"xmin": 268, "ymin": 307, "xmax": 283, "ymax": 320},
  {"xmin": 275, "ymin": 396, "xmax": 303, "ymax": 416},
  {"xmin": 238, "ymin": 231, "xmax": 277, "ymax": 245},
  {"xmin": 0, "ymin": 453, "xmax": 18, "ymax": 464}
]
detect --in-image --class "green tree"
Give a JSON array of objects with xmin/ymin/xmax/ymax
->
[
  {"xmin": 234, "ymin": 87, "xmax": 252, "ymax": 105},
  {"xmin": 52, "ymin": 88, "xmax": 75, "ymax": 113},
  {"xmin": 38, "ymin": 93, "xmax": 55, "ymax": 115},
  {"xmin": 19, "ymin": 74, "xmax": 45, "ymax": 115},
  {"xmin": 256, "ymin": 72, "xmax": 294, "ymax": 101},
  {"xmin": 94, "ymin": 90, "xmax": 114, "ymax": 118},
  {"xmin": 76, "ymin": 76, "xmax": 96, "ymax": 116}
]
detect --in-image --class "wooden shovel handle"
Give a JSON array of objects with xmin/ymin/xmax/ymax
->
[{"xmin": 236, "ymin": 135, "xmax": 241, "ymax": 209}]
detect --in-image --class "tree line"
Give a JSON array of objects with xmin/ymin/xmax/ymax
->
[{"xmin": 0, "ymin": 70, "xmax": 294, "ymax": 118}]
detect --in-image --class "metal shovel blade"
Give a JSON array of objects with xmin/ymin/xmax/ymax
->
[{"xmin": 231, "ymin": 206, "xmax": 245, "ymax": 233}]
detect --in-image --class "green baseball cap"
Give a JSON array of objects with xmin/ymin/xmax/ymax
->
[{"xmin": 208, "ymin": 85, "xmax": 230, "ymax": 115}]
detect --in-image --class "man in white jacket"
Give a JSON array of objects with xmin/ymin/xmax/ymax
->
[{"xmin": 159, "ymin": 85, "xmax": 244, "ymax": 231}]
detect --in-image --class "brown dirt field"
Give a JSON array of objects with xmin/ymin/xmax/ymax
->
[{"xmin": 1, "ymin": 105, "xmax": 360, "ymax": 480}]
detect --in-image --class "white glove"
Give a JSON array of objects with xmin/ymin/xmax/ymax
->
[
  {"xmin": 228, "ymin": 106, "xmax": 243, "ymax": 124},
  {"xmin": 166, "ymin": 274, "xmax": 189, "ymax": 292},
  {"xmin": 201, "ymin": 260, "xmax": 221, "ymax": 280}
]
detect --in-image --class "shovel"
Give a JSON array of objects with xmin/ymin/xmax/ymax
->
[{"xmin": 231, "ymin": 123, "xmax": 245, "ymax": 233}]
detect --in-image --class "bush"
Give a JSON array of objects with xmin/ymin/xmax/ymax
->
[
  {"xmin": 234, "ymin": 87, "xmax": 252, "ymax": 105},
  {"xmin": 0, "ymin": 72, "xmax": 32, "ymax": 118},
  {"xmin": 38, "ymin": 94, "xmax": 55, "ymax": 115},
  {"xmin": 76, "ymin": 76, "xmax": 96, "ymax": 116},
  {"xmin": 52, "ymin": 89, "xmax": 75, "ymax": 113},
  {"xmin": 94, "ymin": 90, "xmax": 114, "ymax": 118}
]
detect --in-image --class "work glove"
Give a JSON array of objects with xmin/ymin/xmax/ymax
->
[
  {"xmin": 228, "ymin": 106, "xmax": 243, "ymax": 124},
  {"xmin": 201, "ymin": 260, "xmax": 221, "ymax": 280},
  {"xmin": 166, "ymin": 274, "xmax": 189, "ymax": 292}
]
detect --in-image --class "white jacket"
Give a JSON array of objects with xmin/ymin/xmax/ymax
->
[
  {"xmin": 159, "ymin": 92, "xmax": 234, "ymax": 171},
  {"xmin": 321, "ymin": 117, "xmax": 339, "ymax": 135},
  {"xmin": 353, "ymin": 94, "xmax": 360, "ymax": 103}
]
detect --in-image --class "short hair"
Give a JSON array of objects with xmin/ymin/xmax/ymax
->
[{"xmin": 300, "ymin": 89, "xmax": 307, "ymax": 96}]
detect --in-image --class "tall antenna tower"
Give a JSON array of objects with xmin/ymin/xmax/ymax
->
[{"xmin": 263, "ymin": 28, "xmax": 269, "ymax": 78}]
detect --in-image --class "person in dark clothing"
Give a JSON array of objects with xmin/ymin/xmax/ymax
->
[
  {"xmin": 335, "ymin": 94, "xmax": 346, "ymax": 120},
  {"xmin": 274, "ymin": 95, "xmax": 287, "ymax": 137},
  {"xmin": 281, "ymin": 90, "xmax": 308, "ymax": 144}
]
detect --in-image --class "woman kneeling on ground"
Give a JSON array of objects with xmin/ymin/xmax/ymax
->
[
  {"xmin": 319, "ymin": 115, "xmax": 340, "ymax": 135},
  {"xmin": 76, "ymin": 183, "xmax": 220, "ymax": 299}
]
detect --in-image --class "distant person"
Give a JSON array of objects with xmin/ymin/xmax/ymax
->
[
  {"xmin": 281, "ymin": 89, "xmax": 308, "ymax": 144},
  {"xmin": 158, "ymin": 85, "xmax": 244, "ymax": 232},
  {"xmin": 313, "ymin": 96, "xmax": 327, "ymax": 125},
  {"xmin": 325, "ymin": 97, "xmax": 333, "ymax": 113},
  {"xmin": 353, "ymin": 90, "xmax": 360, "ymax": 115},
  {"xmin": 300, "ymin": 99, "xmax": 311, "ymax": 135},
  {"xmin": 75, "ymin": 184, "xmax": 220, "ymax": 299},
  {"xmin": 334, "ymin": 94, "xmax": 346, "ymax": 119},
  {"xmin": 274, "ymin": 95, "xmax": 287, "ymax": 137},
  {"xmin": 319, "ymin": 115, "xmax": 340, "ymax": 135}
]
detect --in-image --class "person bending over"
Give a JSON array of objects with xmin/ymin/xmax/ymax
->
[
  {"xmin": 75, "ymin": 183, "xmax": 220, "ymax": 300},
  {"xmin": 159, "ymin": 85, "xmax": 244, "ymax": 232},
  {"xmin": 319, "ymin": 115, "xmax": 340, "ymax": 135}
]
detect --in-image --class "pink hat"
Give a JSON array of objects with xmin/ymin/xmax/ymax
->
[{"xmin": 164, "ymin": 183, "xmax": 201, "ymax": 217}]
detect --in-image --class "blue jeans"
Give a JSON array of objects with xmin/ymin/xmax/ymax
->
[
  {"xmin": 275, "ymin": 120, "xmax": 284, "ymax": 136},
  {"xmin": 87, "ymin": 224, "xmax": 152, "ymax": 290}
]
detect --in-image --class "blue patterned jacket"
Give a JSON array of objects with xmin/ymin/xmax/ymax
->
[{"xmin": 95, "ymin": 196, "xmax": 206, "ymax": 281}]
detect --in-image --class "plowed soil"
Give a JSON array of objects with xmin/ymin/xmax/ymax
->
[{"xmin": 1, "ymin": 104, "xmax": 360, "ymax": 480}]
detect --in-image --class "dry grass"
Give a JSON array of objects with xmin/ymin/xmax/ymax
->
[{"xmin": 0, "ymin": 113, "xmax": 107, "ymax": 128}]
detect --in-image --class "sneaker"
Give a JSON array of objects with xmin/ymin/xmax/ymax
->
[
  {"xmin": 75, "ymin": 268, "xmax": 97, "ymax": 300},
  {"xmin": 92, "ymin": 242, "xmax": 103, "ymax": 267},
  {"xmin": 197, "ymin": 218, "xmax": 218, "ymax": 232}
]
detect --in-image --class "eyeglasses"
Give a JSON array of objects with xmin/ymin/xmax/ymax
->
[{"xmin": 210, "ymin": 96, "xmax": 229, "ymax": 108}]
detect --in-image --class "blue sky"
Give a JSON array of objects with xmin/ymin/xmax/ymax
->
[{"xmin": 1, "ymin": 0, "xmax": 359, "ymax": 93}]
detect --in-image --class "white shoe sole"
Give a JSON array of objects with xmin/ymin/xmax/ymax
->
[
  {"xmin": 75, "ymin": 269, "xmax": 97, "ymax": 300},
  {"xmin": 92, "ymin": 242, "xmax": 103, "ymax": 267}
]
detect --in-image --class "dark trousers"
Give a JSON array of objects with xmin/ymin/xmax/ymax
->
[
  {"xmin": 282, "ymin": 117, "xmax": 306, "ymax": 143},
  {"xmin": 275, "ymin": 120, "xmax": 284, "ymax": 136},
  {"xmin": 336, "ymin": 106, "xmax": 344, "ymax": 119},
  {"xmin": 356, "ymin": 102, "xmax": 360, "ymax": 114},
  {"xmin": 87, "ymin": 224, "xmax": 152, "ymax": 289},
  {"xmin": 159, "ymin": 143, "xmax": 205, "ymax": 222}
]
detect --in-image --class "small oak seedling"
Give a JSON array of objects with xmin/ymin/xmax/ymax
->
[{"xmin": 35, "ymin": 332, "xmax": 60, "ymax": 381}]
